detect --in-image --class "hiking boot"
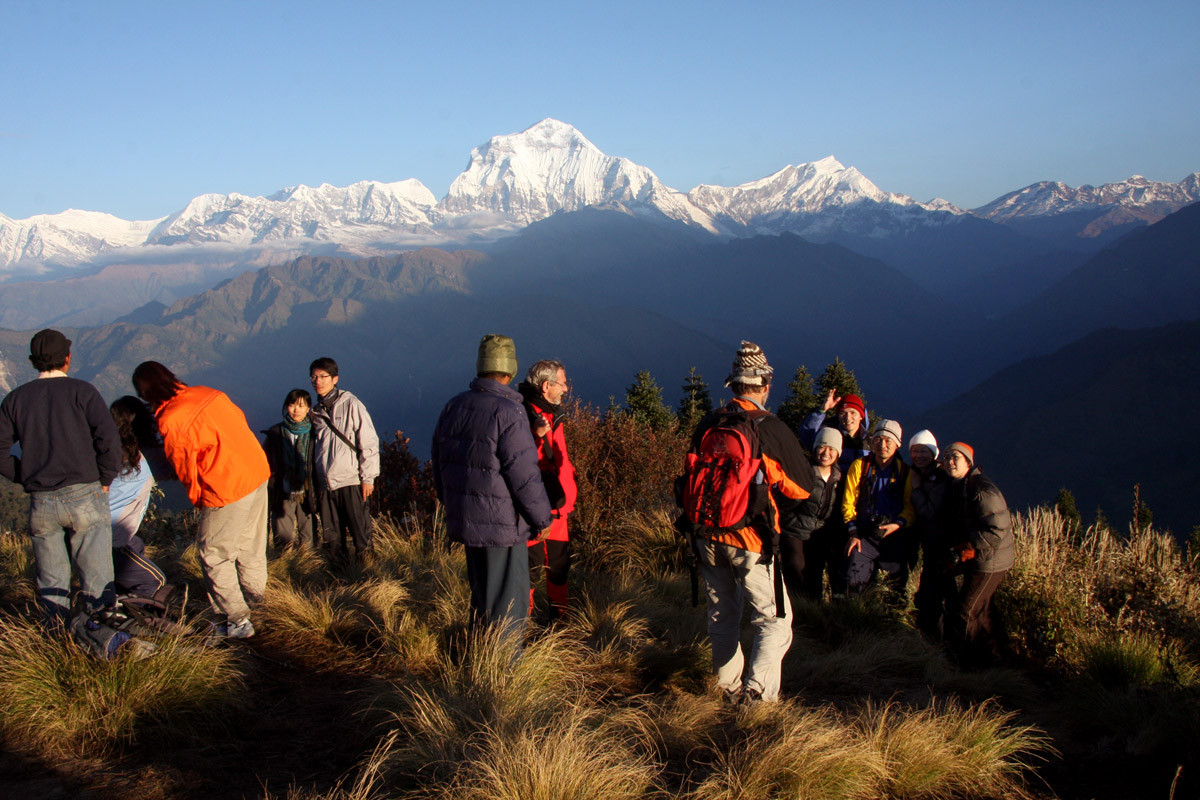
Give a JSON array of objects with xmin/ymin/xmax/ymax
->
[
  {"xmin": 739, "ymin": 688, "xmax": 764, "ymax": 709},
  {"xmin": 721, "ymin": 687, "xmax": 743, "ymax": 707},
  {"xmin": 226, "ymin": 618, "xmax": 256, "ymax": 639}
]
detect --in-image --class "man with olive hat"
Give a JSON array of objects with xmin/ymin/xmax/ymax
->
[
  {"xmin": 431, "ymin": 334, "xmax": 553, "ymax": 636},
  {"xmin": 0, "ymin": 329, "xmax": 122, "ymax": 624}
]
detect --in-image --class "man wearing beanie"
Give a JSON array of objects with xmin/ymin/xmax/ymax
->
[
  {"xmin": 309, "ymin": 357, "xmax": 380, "ymax": 564},
  {"xmin": 682, "ymin": 341, "xmax": 812, "ymax": 705},
  {"xmin": 799, "ymin": 389, "xmax": 872, "ymax": 474},
  {"xmin": 840, "ymin": 418, "xmax": 916, "ymax": 594},
  {"xmin": 0, "ymin": 330, "xmax": 122, "ymax": 624},
  {"xmin": 432, "ymin": 335, "xmax": 553, "ymax": 637},
  {"xmin": 940, "ymin": 442, "xmax": 1014, "ymax": 668}
]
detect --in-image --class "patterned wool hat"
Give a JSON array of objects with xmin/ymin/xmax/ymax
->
[
  {"xmin": 724, "ymin": 340, "xmax": 774, "ymax": 388},
  {"xmin": 476, "ymin": 334, "xmax": 518, "ymax": 378}
]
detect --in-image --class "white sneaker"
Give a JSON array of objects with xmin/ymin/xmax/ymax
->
[{"xmin": 225, "ymin": 618, "xmax": 256, "ymax": 639}]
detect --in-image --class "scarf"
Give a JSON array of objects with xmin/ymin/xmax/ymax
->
[
  {"xmin": 281, "ymin": 413, "xmax": 312, "ymax": 491},
  {"xmin": 517, "ymin": 381, "xmax": 563, "ymax": 432}
]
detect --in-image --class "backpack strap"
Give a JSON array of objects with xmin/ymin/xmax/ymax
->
[{"xmin": 313, "ymin": 406, "xmax": 362, "ymax": 465}]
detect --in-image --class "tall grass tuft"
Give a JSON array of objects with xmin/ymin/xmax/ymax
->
[
  {"xmin": 689, "ymin": 701, "xmax": 884, "ymax": 800},
  {"xmin": 424, "ymin": 708, "xmax": 662, "ymax": 800},
  {"xmin": 0, "ymin": 612, "xmax": 243, "ymax": 757},
  {"xmin": 0, "ymin": 531, "xmax": 36, "ymax": 607},
  {"xmin": 860, "ymin": 699, "xmax": 1050, "ymax": 799},
  {"xmin": 378, "ymin": 627, "xmax": 605, "ymax": 782}
]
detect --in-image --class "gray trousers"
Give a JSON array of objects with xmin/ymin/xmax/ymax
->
[
  {"xmin": 697, "ymin": 539, "xmax": 793, "ymax": 701},
  {"xmin": 198, "ymin": 481, "xmax": 268, "ymax": 623}
]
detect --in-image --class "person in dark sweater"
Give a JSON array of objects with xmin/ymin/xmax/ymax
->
[{"xmin": 0, "ymin": 329, "xmax": 122, "ymax": 624}]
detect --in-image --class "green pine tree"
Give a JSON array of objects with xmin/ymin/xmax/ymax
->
[
  {"xmin": 677, "ymin": 367, "xmax": 712, "ymax": 435},
  {"xmin": 1054, "ymin": 487, "xmax": 1082, "ymax": 533},
  {"xmin": 816, "ymin": 358, "xmax": 864, "ymax": 405},
  {"xmin": 776, "ymin": 365, "xmax": 818, "ymax": 433},
  {"xmin": 625, "ymin": 370, "xmax": 675, "ymax": 431}
]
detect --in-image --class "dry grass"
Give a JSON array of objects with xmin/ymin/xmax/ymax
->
[
  {"xmin": 1004, "ymin": 509, "xmax": 1200, "ymax": 672},
  {"xmin": 860, "ymin": 699, "xmax": 1050, "ymax": 799},
  {"xmin": 0, "ymin": 530, "xmax": 36, "ymax": 607},
  {"xmin": 689, "ymin": 701, "xmax": 884, "ymax": 800},
  {"xmin": 0, "ymin": 611, "xmax": 243, "ymax": 758}
]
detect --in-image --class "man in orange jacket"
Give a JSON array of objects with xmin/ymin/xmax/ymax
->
[
  {"xmin": 133, "ymin": 361, "xmax": 271, "ymax": 639},
  {"xmin": 685, "ymin": 342, "xmax": 812, "ymax": 705}
]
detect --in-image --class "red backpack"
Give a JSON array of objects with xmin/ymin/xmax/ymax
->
[{"xmin": 679, "ymin": 406, "xmax": 769, "ymax": 534}]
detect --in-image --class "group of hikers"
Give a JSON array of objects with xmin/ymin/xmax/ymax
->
[{"xmin": 0, "ymin": 330, "xmax": 1011, "ymax": 705}]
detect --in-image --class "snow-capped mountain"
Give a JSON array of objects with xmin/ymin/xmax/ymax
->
[
  {"xmin": 972, "ymin": 173, "xmax": 1200, "ymax": 238},
  {"xmin": 688, "ymin": 157, "xmax": 964, "ymax": 238},
  {"xmin": 438, "ymin": 118, "xmax": 719, "ymax": 233},
  {"xmin": 2, "ymin": 118, "xmax": 1196, "ymax": 282},
  {"xmin": 0, "ymin": 209, "xmax": 163, "ymax": 273},
  {"xmin": 146, "ymin": 179, "xmax": 438, "ymax": 247}
]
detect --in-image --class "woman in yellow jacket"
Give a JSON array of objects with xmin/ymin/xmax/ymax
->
[{"xmin": 133, "ymin": 361, "xmax": 271, "ymax": 639}]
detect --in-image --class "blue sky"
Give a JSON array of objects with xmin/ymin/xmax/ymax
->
[{"xmin": 4, "ymin": 0, "xmax": 1198, "ymax": 220}]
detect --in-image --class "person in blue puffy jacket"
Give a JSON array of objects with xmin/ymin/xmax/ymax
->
[{"xmin": 431, "ymin": 334, "xmax": 553, "ymax": 638}]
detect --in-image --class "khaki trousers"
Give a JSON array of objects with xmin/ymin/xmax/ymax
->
[{"xmin": 198, "ymin": 481, "xmax": 269, "ymax": 623}]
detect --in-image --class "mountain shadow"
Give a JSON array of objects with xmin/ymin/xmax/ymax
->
[{"xmin": 920, "ymin": 318, "xmax": 1200, "ymax": 535}]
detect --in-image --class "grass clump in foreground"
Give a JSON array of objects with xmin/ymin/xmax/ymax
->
[{"xmin": 0, "ymin": 611, "xmax": 244, "ymax": 758}]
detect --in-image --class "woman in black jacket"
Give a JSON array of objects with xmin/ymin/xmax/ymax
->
[
  {"xmin": 262, "ymin": 389, "xmax": 317, "ymax": 550},
  {"xmin": 941, "ymin": 442, "xmax": 1015, "ymax": 668}
]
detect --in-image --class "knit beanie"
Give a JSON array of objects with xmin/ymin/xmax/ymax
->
[
  {"xmin": 724, "ymin": 340, "xmax": 774, "ymax": 388},
  {"xmin": 813, "ymin": 426, "xmax": 843, "ymax": 456},
  {"xmin": 476, "ymin": 334, "xmax": 518, "ymax": 378},
  {"xmin": 944, "ymin": 442, "xmax": 975, "ymax": 466},
  {"xmin": 873, "ymin": 419, "xmax": 903, "ymax": 447},
  {"xmin": 837, "ymin": 394, "xmax": 866, "ymax": 419},
  {"xmin": 909, "ymin": 429, "xmax": 939, "ymax": 461}
]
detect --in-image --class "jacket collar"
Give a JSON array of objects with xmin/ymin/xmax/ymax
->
[{"xmin": 470, "ymin": 376, "xmax": 520, "ymax": 400}]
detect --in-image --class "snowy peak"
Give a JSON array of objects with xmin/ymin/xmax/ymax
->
[
  {"xmin": 439, "ymin": 118, "xmax": 718, "ymax": 232},
  {"xmin": 0, "ymin": 209, "xmax": 163, "ymax": 272},
  {"xmin": 688, "ymin": 157, "xmax": 964, "ymax": 236},
  {"xmin": 973, "ymin": 173, "xmax": 1200, "ymax": 227},
  {"xmin": 146, "ymin": 179, "xmax": 437, "ymax": 247}
]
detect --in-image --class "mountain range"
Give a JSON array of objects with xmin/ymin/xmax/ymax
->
[{"xmin": 3, "ymin": 119, "xmax": 1196, "ymax": 320}]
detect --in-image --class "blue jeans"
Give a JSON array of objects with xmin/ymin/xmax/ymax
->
[{"xmin": 29, "ymin": 482, "xmax": 115, "ymax": 623}]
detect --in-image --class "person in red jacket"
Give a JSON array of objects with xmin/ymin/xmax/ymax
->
[
  {"xmin": 133, "ymin": 361, "xmax": 271, "ymax": 639},
  {"xmin": 518, "ymin": 360, "xmax": 577, "ymax": 618}
]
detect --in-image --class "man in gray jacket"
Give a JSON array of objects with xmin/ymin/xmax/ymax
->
[{"xmin": 309, "ymin": 357, "xmax": 380, "ymax": 562}]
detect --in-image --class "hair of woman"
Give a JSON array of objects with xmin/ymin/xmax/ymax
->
[
  {"xmin": 283, "ymin": 388, "xmax": 312, "ymax": 414},
  {"xmin": 132, "ymin": 361, "xmax": 186, "ymax": 409}
]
